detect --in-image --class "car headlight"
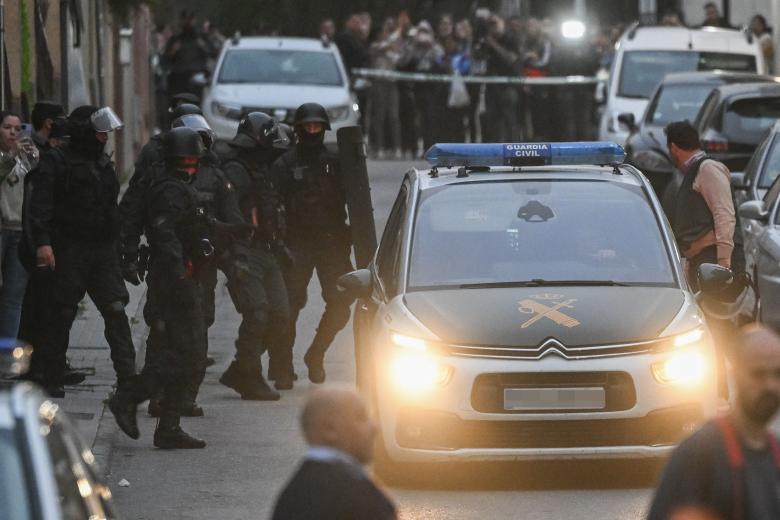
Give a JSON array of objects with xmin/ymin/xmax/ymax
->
[
  {"xmin": 632, "ymin": 149, "xmax": 673, "ymax": 173},
  {"xmin": 389, "ymin": 333, "xmax": 452, "ymax": 393},
  {"xmin": 327, "ymin": 105, "xmax": 351, "ymax": 122},
  {"xmin": 652, "ymin": 328, "xmax": 708, "ymax": 385},
  {"xmin": 211, "ymin": 100, "xmax": 243, "ymax": 120}
]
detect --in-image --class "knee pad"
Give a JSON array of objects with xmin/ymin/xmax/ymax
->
[{"xmin": 101, "ymin": 300, "xmax": 127, "ymax": 319}]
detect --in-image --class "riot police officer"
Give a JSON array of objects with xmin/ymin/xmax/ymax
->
[
  {"xmin": 26, "ymin": 105, "xmax": 139, "ymax": 436},
  {"xmin": 144, "ymin": 126, "xmax": 209, "ymax": 449},
  {"xmin": 270, "ymin": 103, "xmax": 355, "ymax": 384},
  {"xmin": 217, "ymin": 112, "xmax": 291, "ymax": 396}
]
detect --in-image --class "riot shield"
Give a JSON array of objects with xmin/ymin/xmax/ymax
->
[{"xmin": 337, "ymin": 126, "xmax": 377, "ymax": 269}]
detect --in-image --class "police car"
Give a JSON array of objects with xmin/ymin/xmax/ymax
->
[
  {"xmin": 0, "ymin": 343, "xmax": 118, "ymax": 519},
  {"xmin": 338, "ymin": 142, "xmax": 720, "ymax": 467}
]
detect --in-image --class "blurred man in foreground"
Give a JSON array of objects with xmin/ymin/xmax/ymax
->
[
  {"xmin": 272, "ymin": 386, "xmax": 397, "ymax": 519},
  {"xmin": 648, "ymin": 325, "xmax": 780, "ymax": 520}
]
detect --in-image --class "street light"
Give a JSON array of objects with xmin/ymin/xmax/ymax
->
[{"xmin": 561, "ymin": 20, "xmax": 586, "ymax": 39}]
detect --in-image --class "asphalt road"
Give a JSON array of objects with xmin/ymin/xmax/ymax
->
[{"xmin": 108, "ymin": 159, "xmax": 657, "ymax": 520}]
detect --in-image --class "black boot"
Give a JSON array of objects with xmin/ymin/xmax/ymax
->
[
  {"xmin": 60, "ymin": 360, "xmax": 88, "ymax": 385},
  {"xmin": 303, "ymin": 349, "xmax": 326, "ymax": 384},
  {"xmin": 181, "ymin": 401, "xmax": 204, "ymax": 417},
  {"xmin": 153, "ymin": 415, "xmax": 206, "ymax": 449},
  {"xmin": 220, "ymin": 361, "xmax": 280, "ymax": 401},
  {"xmin": 108, "ymin": 383, "xmax": 140, "ymax": 440}
]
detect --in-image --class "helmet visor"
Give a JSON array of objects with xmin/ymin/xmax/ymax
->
[
  {"xmin": 267, "ymin": 123, "xmax": 291, "ymax": 149},
  {"xmin": 173, "ymin": 114, "xmax": 216, "ymax": 147},
  {"xmin": 91, "ymin": 107, "xmax": 124, "ymax": 133}
]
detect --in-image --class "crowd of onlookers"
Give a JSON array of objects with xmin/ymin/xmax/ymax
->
[{"xmin": 322, "ymin": 3, "xmax": 776, "ymax": 158}]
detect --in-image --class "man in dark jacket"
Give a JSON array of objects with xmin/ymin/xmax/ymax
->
[
  {"xmin": 272, "ymin": 386, "xmax": 397, "ymax": 520},
  {"xmin": 648, "ymin": 325, "xmax": 780, "ymax": 520},
  {"xmin": 164, "ymin": 11, "xmax": 212, "ymax": 102}
]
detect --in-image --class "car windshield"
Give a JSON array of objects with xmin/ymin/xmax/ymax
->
[
  {"xmin": 647, "ymin": 84, "xmax": 716, "ymax": 125},
  {"xmin": 619, "ymin": 51, "xmax": 757, "ymax": 99},
  {"xmin": 408, "ymin": 179, "xmax": 676, "ymax": 289},
  {"xmin": 759, "ymin": 133, "xmax": 780, "ymax": 189},
  {"xmin": 218, "ymin": 49, "xmax": 344, "ymax": 86},
  {"xmin": 0, "ymin": 429, "xmax": 32, "ymax": 520},
  {"xmin": 723, "ymin": 96, "xmax": 780, "ymax": 145}
]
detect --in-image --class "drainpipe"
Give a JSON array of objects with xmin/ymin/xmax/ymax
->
[
  {"xmin": 94, "ymin": 0, "xmax": 103, "ymax": 105},
  {"xmin": 0, "ymin": 0, "xmax": 5, "ymax": 109},
  {"xmin": 60, "ymin": 0, "xmax": 68, "ymax": 109}
]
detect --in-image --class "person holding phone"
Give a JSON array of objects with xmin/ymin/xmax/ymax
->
[{"xmin": 0, "ymin": 111, "xmax": 37, "ymax": 339}]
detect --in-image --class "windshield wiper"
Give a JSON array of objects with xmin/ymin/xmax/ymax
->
[{"xmin": 457, "ymin": 279, "xmax": 631, "ymax": 289}]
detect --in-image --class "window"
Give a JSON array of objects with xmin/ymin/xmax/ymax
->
[
  {"xmin": 0, "ymin": 429, "xmax": 32, "ymax": 520},
  {"xmin": 722, "ymin": 97, "xmax": 780, "ymax": 144},
  {"xmin": 376, "ymin": 185, "xmax": 408, "ymax": 296},
  {"xmin": 619, "ymin": 51, "xmax": 756, "ymax": 99},
  {"xmin": 408, "ymin": 180, "xmax": 675, "ymax": 289},
  {"xmin": 646, "ymin": 84, "xmax": 717, "ymax": 126},
  {"xmin": 218, "ymin": 49, "xmax": 344, "ymax": 86},
  {"xmin": 760, "ymin": 134, "xmax": 780, "ymax": 189}
]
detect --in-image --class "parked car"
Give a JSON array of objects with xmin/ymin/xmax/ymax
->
[
  {"xmin": 599, "ymin": 24, "xmax": 766, "ymax": 146},
  {"xmin": 738, "ymin": 175, "xmax": 780, "ymax": 330},
  {"xmin": 624, "ymin": 71, "xmax": 775, "ymax": 198},
  {"xmin": 1, "ymin": 344, "xmax": 119, "ymax": 520},
  {"xmin": 203, "ymin": 37, "xmax": 361, "ymax": 143},
  {"xmin": 732, "ymin": 120, "xmax": 780, "ymax": 209}
]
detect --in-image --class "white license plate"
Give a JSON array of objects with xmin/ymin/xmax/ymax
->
[{"xmin": 503, "ymin": 387, "xmax": 606, "ymax": 411}]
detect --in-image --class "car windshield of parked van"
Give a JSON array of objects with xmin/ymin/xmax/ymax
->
[
  {"xmin": 620, "ymin": 51, "xmax": 757, "ymax": 99},
  {"xmin": 723, "ymin": 96, "xmax": 780, "ymax": 147},
  {"xmin": 647, "ymin": 84, "xmax": 716, "ymax": 125},
  {"xmin": 218, "ymin": 49, "xmax": 344, "ymax": 86},
  {"xmin": 408, "ymin": 180, "xmax": 676, "ymax": 290}
]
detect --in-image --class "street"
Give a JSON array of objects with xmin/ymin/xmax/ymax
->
[{"xmin": 103, "ymin": 160, "xmax": 655, "ymax": 520}]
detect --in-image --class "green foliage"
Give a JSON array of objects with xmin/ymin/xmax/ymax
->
[{"xmin": 20, "ymin": 0, "xmax": 32, "ymax": 99}]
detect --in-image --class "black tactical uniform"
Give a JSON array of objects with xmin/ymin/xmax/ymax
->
[
  {"xmin": 270, "ymin": 103, "xmax": 355, "ymax": 384},
  {"xmin": 26, "ymin": 105, "xmax": 139, "ymax": 437},
  {"xmin": 217, "ymin": 112, "xmax": 291, "ymax": 397},
  {"xmin": 144, "ymin": 126, "xmax": 209, "ymax": 449}
]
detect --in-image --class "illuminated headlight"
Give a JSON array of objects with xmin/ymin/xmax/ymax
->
[
  {"xmin": 389, "ymin": 333, "xmax": 452, "ymax": 393},
  {"xmin": 561, "ymin": 20, "xmax": 586, "ymax": 39},
  {"xmin": 652, "ymin": 328, "xmax": 708, "ymax": 385},
  {"xmin": 211, "ymin": 100, "xmax": 243, "ymax": 120},
  {"xmin": 327, "ymin": 105, "xmax": 352, "ymax": 122}
]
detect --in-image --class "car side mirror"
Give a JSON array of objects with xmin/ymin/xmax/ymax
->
[
  {"xmin": 730, "ymin": 172, "xmax": 747, "ymax": 189},
  {"xmin": 738, "ymin": 200, "xmax": 769, "ymax": 222},
  {"xmin": 617, "ymin": 112, "xmax": 636, "ymax": 131},
  {"xmin": 337, "ymin": 269, "xmax": 373, "ymax": 300},
  {"xmin": 697, "ymin": 263, "xmax": 733, "ymax": 294}
]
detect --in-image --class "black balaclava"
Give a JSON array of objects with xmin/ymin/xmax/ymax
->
[
  {"xmin": 296, "ymin": 125, "xmax": 325, "ymax": 151},
  {"xmin": 68, "ymin": 105, "xmax": 104, "ymax": 159}
]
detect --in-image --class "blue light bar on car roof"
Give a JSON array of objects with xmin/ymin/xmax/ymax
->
[{"xmin": 424, "ymin": 142, "xmax": 626, "ymax": 168}]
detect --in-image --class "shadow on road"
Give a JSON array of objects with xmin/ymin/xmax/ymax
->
[{"xmin": 379, "ymin": 459, "xmax": 663, "ymax": 491}]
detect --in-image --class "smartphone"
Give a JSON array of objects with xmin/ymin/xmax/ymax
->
[{"xmin": 20, "ymin": 123, "xmax": 33, "ymax": 139}]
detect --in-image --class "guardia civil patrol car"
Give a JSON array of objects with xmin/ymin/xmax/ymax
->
[{"xmin": 339, "ymin": 142, "xmax": 720, "ymax": 467}]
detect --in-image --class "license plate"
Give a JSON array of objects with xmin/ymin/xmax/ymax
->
[{"xmin": 503, "ymin": 387, "xmax": 606, "ymax": 411}]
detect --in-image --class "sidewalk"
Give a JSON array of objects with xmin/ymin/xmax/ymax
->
[{"xmin": 55, "ymin": 282, "xmax": 148, "ymax": 470}]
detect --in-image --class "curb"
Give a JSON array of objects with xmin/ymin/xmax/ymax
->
[{"xmin": 93, "ymin": 290, "xmax": 149, "ymax": 478}]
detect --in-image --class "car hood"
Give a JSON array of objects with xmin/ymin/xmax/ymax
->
[
  {"xmin": 209, "ymin": 83, "xmax": 351, "ymax": 109},
  {"xmin": 403, "ymin": 286, "xmax": 685, "ymax": 347}
]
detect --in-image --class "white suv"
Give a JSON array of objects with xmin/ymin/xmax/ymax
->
[
  {"xmin": 599, "ymin": 25, "xmax": 766, "ymax": 146},
  {"xmin": 203, "ymin": 37, "xmax": 361, "ymax": 143}
]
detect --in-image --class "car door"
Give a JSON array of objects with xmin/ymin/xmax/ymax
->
[
  {"xmin": 750, "ymin": 178, "xmax": 780, "ymax": 329},
  {"xmin": 354, "ymin": 180, "xmax": 410, "ymax": 392}
]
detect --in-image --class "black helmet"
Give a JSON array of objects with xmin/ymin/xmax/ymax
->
[
  {"xmin": 163, "ymin": 127, "xmax": 205, "ymax": 161},
  {"xmin": 169, "ymin": 92, "xmax": 201, "ymax": 110},
  {"xmin": 172, "ymin": 114, "xmax": 216, "ymax": 149},
  {"xmin": 279, "ymin": 123, "xmax": 296, "ymax": 147},
  {"xmin": 170, "ymin": 103, "xmax": 202, "ymax": 121},
  {"xmin": 232, "ymin": 112, "xmax": 290, "ymax": 149},
  {"xmin": 68, "ymin": 105, "xmax": 123, "ymax": 156},
  {"xmin": 292, "ymin": 102, "xmax": 331, "ymax": 130}
]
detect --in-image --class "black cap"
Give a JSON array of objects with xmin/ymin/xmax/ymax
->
[
  {"xmin": 31, "ymin": 101, "xmax": 65, "ymax": 129},
  {"xmin": 292, "ymin": 103, "xmax": 331, "ymax": 130}
]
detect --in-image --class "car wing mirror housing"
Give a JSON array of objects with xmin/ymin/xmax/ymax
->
[
  {"xmin": 617, "ymin": 112, "xmax": 636, "ymax": 131},
  {"xmin": 730, "ymin": 172, "xmax": 747, "ymax": 189},
  {"xmin": 697, "ymin": 263, "xmax": 733, "ymax": 294},
  {"xmin": 738, "ymin": 200, "xmax": 769, "ymax": 222},
  {"xmin": 337, "ymin": 269, "xmax": 373, "ymax": 299}
]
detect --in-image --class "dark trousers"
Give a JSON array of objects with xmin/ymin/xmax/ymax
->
[
  {"xmin": 483, "ymin": 85, "xmax": 519, "ymax": 142},
  {"xmin": 29, "ymin": 239, "xmax": 136, "ymax": 384},
  {"xmin": 143, "ymin": 266, "xmax": 206, "ymax": 419},
  {"xmin": 224, "ymin": 243, "xmax": 290, "ymax": 374},
  {"xmin": 278, "ymin": 237, "xmax": 354, "ymax": 366}
]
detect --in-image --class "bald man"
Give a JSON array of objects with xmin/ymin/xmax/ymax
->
[
  {"xmin": 648, "ymin": 325, "xmax": 780, "ymax": 520},
  {"xmin": 272, "ymin": 386, "xmax": 396, "ymax": 520}
]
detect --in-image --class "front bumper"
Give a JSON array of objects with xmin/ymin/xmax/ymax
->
[{"xmin": 374, "ymin": 350, "xmax": 718, "ymax": 462}]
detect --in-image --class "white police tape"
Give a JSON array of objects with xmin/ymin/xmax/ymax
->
[{"xmin": 351, "ymin": 68, "xmax": 599, "ymax": 86}]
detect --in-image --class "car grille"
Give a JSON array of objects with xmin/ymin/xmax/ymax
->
[
  {"xmin": 395, "ymin": 405, "xmax": 702, "ymax": 450},
  {"xmin": 441, "ymin": 337, "xmax": 664, "ymax": 360},
  {"xmin": 471, "ymin": 372, "xmax": 636, "ymax": 413}
]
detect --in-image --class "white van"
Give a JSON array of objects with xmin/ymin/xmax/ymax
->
[{"xmin": 598, "ymin": 25, "xmax": 766, "ymax": 145}]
